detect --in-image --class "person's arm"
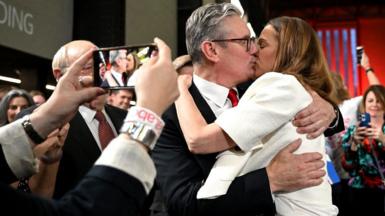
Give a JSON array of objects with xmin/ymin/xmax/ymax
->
[
  {"xmin": 293, "ymin": 90, "xmax": 343, "ymax": 138},
  {"xmin": 153, "ymin": 107, "xmax": 325, "ymax": 215},
  {"xmin": 359, "ymin": 51, "xmax": 381, "ymax": 85},
  {"xmin": 1, "ymin": 37, "xmax": 179, "ymax": 215},
  {"xmin": 152, "ymin": 107, "xmax": 276, "ymax": 216},
  {"xmin": 175, "ymin": 74, "xmax": 235, "ymax": 154},
  {"xmin": 177, "ymin": 72, "xmax": 314, "ymax": 154},
  {"xmin": 0, "ymin": 119, "xmax": 38, "ymax": 183},
  {"xmin": 28, "ymin": 124, "xmax": 69, "ymax": 197},
  {"xmin": 341, "ymin": 125, "xmax": 359, "ymax": 173}
]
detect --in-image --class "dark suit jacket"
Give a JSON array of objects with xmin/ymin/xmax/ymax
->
[
  {"xmin": 53, "ymin": 105, "xmax": 127, "ymax": 198},
  {"xmin": 1, "ymin": 164, "xmax": 147, "ymax": 216},
  {"xmin": 152, "ymin": 83, "xmax": 276, "ymax": 216}
]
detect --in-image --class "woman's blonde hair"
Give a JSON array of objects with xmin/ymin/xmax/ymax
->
[{"xmin": 268, "ymin": 16, "xmax": 335, "ymax": 104}]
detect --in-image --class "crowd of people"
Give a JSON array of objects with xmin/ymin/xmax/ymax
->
[{"xmin": 0, "ymin": 2, "xmax": 384, "ymax": 216}]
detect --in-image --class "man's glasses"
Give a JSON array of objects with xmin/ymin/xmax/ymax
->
[{"xmin": 211, "ymin": 37, "xmax": 256, "ymax": 52}]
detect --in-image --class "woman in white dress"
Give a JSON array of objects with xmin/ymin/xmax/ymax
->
[{"xmin": 175, "ymin": 16, "xmax": 338, "ymax": 215}]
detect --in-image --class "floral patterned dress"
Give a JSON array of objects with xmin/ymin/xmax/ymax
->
[{"xmin": 342, "ymin": 124, "xmax": 385, "ymax": 189}]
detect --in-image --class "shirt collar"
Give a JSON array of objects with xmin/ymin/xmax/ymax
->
[
  {"xmin": 193, "ymin": 74, "xmax": 235, "ymax": 107},
  {"xmin": 111, "ymin": 69, "xmax": 122, "ymax": 78},
  {"xmin": 79, "ymin": 105, "xmax": 106, "ymax": 123}
]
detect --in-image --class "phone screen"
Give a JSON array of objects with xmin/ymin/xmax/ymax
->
[
  {"xmin": 93, "ymin": 44, "xmax": 157, "ymax": 89},
  {"xmin": 359, "ymin": 112, "xmax": 371, "ymax": 127}
]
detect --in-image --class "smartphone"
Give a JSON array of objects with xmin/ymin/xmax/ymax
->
[
  {"xmin": 358, "ymin": 112, "xmax": 371, "ymax": 127},
  {"xmin": 356, "ymin": 46, "xmax": 364, "ymax": 64},
  {"xmin": 93, "ymin": 44, "xmax": 157, "ymax": 89}
]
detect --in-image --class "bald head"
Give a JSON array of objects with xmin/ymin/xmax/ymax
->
[{"xmin": 52, "ymin": 40, "xmax": 95, "ymax": 80}]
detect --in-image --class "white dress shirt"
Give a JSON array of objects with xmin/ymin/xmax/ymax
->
[
  {"xmin": 79, "ymin": 105, "xmax": 118, "ymax": 150},
  {"xmin": 198, "ymin": 72, "xmax": 338, "ymax": 216},
  {"xmin": 193, "ymin": 74, "xmax": 235, "ymax": 117},
  {"xmin": 111, "ymin": 69, "xmax": 125, "ymax": 86}
]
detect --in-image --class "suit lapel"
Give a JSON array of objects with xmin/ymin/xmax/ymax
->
[
  {"xmin": 104, "ymin": 105, "xmax": 127, "ymax": 133},
  {"xmin": 189, "ymin": 83, "xmax": 216, "ymax": 124},
  {"xmin": 188, "ymin": 83, "xmax": 219, "ymax": 176},
  {"xmin": 67, "ymin": 112, "xmax": 101, "ymax": 159}
]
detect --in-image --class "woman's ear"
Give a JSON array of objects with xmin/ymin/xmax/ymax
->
[{"xmin": 201, "ymin": 41, "xmax": 220, "ymax": 63}]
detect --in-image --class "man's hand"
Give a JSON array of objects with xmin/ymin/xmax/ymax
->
[
  {"xmin": 135, "ymin": 37, "xmax": 179, "ymax": 116},
  {"xmin": 266, "ymin": 139, "xmax": 325, "ymax": 193},
  {"xmin": 31, "ymin": 48, "xmax": 106, "ymax": 138},
  {"xmin": 292, "ymin": 91, "xmax": 335, "ymax": 139}
]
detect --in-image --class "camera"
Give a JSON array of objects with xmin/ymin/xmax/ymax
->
[
  {"xmin": 358, "ymin": 112, "xmax": 371, "ymax": 127},
  {"xmin": 93, "ymin": 44, "xmax": 157, "ymax": 90},
  {"xmin": 356, "ymin": 46, "xmax": 364, "ymax": 65}
]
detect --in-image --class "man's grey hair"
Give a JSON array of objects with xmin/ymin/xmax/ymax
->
[
  {"xmin": 52, "ymin": 45, "xmax": 70, "ymax": 75},
  {"xmin": 185, "ymin": 3, "xmax": 241, "ymax": 64},
  {"xmin": 109, "ymin": 49, "xmax": 126, "ymax": 66}
]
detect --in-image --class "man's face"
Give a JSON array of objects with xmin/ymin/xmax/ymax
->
[
  {"xmin": 60, "ymin": 41, "xmax": 107, "ymax": 111},
  {"xmin": 126, "ymin": 54, "xmax": 135, "ymax": 72},
  {"xmin": 214, "ymin": 16, "xmax": 257, "ymax": 85},
  {"xmin": 109, "ymin": 90, "xmax": 134, "ymax": 110},
  {"xmin": 115, "ymin": 50, "xmax": 128, "ymax": 73}
]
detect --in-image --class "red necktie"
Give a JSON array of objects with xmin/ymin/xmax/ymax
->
[
  {"xmin": 95, "ymin": 111, "xmax": 115, "ymax": 150},
  {"xmin": 227, "ymin": 89, "xmax": 239, "ymax": 107}
]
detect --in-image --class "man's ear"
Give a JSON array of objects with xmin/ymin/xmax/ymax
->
[
  {"xmin": 53, "ymin": 69, "xmax": 63, "ymax": 81},
  {"xmin": 201, "ymin": 41, "xmax": 220, "ymax": 63}
]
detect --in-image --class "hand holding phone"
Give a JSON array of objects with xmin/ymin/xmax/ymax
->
[
  {"xmin": 93, "ymin": 44, "xmax": 157, "ymax": 90},
  {"xmin": 357, "ymin": 46, "xmax": 364, "ymax": 65}
]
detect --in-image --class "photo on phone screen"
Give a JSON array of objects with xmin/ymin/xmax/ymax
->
[
  {"xmin": 93, "ymin": 44, "xmax": 157, "ymax": 89},
  {"xmin": 358, "ymin": 112, "xmax": 371, "ymax": 127}
]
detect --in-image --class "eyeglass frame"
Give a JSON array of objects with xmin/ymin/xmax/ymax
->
[{"xmin": 210, "ymin": 37, "xmax": 256, "ymax": 52}]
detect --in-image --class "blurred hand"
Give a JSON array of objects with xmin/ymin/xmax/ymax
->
[
  {"xmin": 30, "ymin": 48, "xmax": 106, "ymax": 139},
  {"xmin": 33, "ymin": 124, "xmax": 70, "ymax": 164},
  {"xmin": 292, "ymin": 91, "xmax": 335, "ymax": 139},
  {"xmin": 173, "ymin": 55, "xmax": 192, "ymax": 72},
  {"xmin": 360, "ymin": 51, "xmax": 371, "ymax": 70},
  {"xmin": 366, "ymin": 125, "xmax": 385, "ymax": 143},
  {"xmin": 267, "ymin": 139, "xmax": 325, "ymax": 192},
  {"xmin": 177, "ymin": 73, "xmax": 193, "ymax": 93},
  {"xmin": 135, "ymin": 37, "xmax": 179, "ymax": 116}
]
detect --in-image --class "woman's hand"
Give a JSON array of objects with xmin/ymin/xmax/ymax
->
[
  {"xmin": 177, "ymin": 73, "xmax": 193, "ymax": 93},
  {"xmin": 367, "ymin": 126, "xmax": 385, "ymax": 143},
  {"xmin": 33, "ymin": 124, "xmax": 70, "ymax": 164},
  {"xmin": 353, "ymin": 126, "xmax": 368, "ymax": 144}
]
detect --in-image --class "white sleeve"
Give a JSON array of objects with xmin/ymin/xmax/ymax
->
[
  {"xmin": 95, "ymin": 135, "xmax": 156, "ymax": 194},
  {"xmin": 0, "ymin": 118, "xmax": 39, "ymax": 179},
  {"xmin": 215, "ymin": 72, "xmax": 312, "ymax": 151}
]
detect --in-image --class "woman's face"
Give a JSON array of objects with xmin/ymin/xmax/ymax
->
[
  {"xmin": 255, "ymin": 24, "xmax": 278, "ymax": 77},
  {"xmin": 126, "ymin": 54, "xmax": 135, "ymax": 72},
  {"xmin": 7, "ymin": 96, "xmax": 29, "ymax": 123},
  {"xmin": 365, "ymin": 91, "xmax": 384, "ymax": 118}
]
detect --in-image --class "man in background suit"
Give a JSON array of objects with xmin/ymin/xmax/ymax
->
[
  {"xmin": 152, "ymin": 3, "xmax": 343, "ymax": 216},
  {"xmin": 50, "ymin": 40, "xmax": 128, "ymax": 198}
]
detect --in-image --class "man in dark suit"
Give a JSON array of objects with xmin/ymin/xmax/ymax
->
[
  {"xmin": 50, "ymin": 40, "xmax": 128, "ymax": 198},
  {"xmin": 152, "ymin": 3, "xmax": 344, "ymax": 216},
  {"xmin": 0, "ymin": 37, "xmax": 179, "ymax": 215}
]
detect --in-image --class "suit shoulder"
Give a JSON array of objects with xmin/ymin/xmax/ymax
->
[{"xmin": 105, "ymin": 104, "xmax": 128, "ymax": 115}]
